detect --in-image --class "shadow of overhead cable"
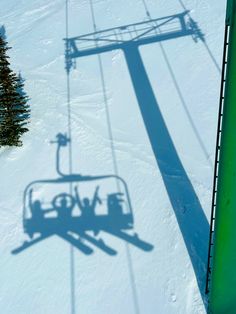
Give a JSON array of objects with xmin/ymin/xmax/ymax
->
[
  {"xmin": 64, "ymin": 10, "xmax": 209, "ymax": 305},
  {"xmin": 65, "ymin": 1, "xmax": 75, "ymax": 313},
  {"xmin": 158, "ymin": 41, "xmax": 213, "ymax": 168},
  {"xmin": 140, "ymin": 1, "xmax": 209, "ymax": 305},
  {"xmin": 141, "ymin": 0, "xmax": 213, "ymax": 168},
  {"xmin": 88, "ymin": 1, "xmax": 142, "ymax": 313}
]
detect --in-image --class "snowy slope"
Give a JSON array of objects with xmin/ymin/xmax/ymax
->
[{"xmin": 0, "ymin": 0, "xmax": 225, "ymax": 313}]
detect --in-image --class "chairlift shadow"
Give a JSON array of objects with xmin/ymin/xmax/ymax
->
[{"xmin": 12, "ymin": 133, "xmax": 154, "ymax": 256}]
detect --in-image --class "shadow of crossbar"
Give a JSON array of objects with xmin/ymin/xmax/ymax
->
[{"xmin": 65, "ymin": 11, "xmax": 201, "ymax": 63}]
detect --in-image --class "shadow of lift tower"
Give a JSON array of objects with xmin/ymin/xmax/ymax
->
[{"xmin": 64, "ymin": 11, "xmax": 209, "ymax": 304}]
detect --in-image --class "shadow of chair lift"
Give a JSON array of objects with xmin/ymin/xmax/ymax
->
[{"xmin": 12, "ymin": 133, "xmax": 154, "ymax": 256}]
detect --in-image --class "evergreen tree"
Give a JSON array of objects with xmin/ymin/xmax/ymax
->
[
  {"xmin": 0, "ymin": 32, "xmax": 30, "ymax": 147},
  {"xmin": 15, "ymin": 72, "xmax": 30, "ymax": 131}
]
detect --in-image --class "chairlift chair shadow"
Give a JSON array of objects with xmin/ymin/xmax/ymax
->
[{"xmin": 12, "ymin": 133, "xmax": 153, "ymax": 255}]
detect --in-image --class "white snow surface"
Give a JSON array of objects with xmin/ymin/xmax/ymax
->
[{"xmin": 0, "ymin": 0, "xmax": 226, "ymax": 313}]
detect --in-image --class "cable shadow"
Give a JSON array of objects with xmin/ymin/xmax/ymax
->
[
  {"xmin": 64, "ymin": 10, "xmax": 209, "ymax": 304},
  {"xmin": 140, "ymin": 0, "xmax": 213, "ymax": 168},
  {"xmin": 12, "ymin": 134, "xmax": 154, "ymax": 256},
  {"xmin": 88, "ymin": 0, "xmax": 143, "ymax": 311},
  {"xmin": 158, "ymin": 41, "xmax": 213, "ymax": 168},
  {"xmin": 65, "ymin": 1, "xmax": 76, "ymax": 312}
]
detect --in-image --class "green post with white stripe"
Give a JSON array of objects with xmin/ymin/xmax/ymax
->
[{"xmin": 209, "ymin": 0, "xmax": 236, "ymax": 313}]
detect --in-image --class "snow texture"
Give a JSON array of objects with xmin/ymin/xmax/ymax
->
[{"xmin": 0, "ymin": 0, "xmax": 226, "ymax": 313}]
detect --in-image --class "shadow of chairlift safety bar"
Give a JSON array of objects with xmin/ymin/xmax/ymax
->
[
  {"xmin": 12, "ymin": 133, "xmax": 154, "ymax": 256},
  {"xmin": 64, "ymin": 10, "xmax": 204, "ymax": 72}
]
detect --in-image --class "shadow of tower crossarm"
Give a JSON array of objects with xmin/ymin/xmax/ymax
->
[{"xmin": 64, "ymin": 11, "xmax": 201, "ymax": 67}]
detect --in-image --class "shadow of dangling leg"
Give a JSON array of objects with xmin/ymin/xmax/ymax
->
[
  {"xmin": 103, "ymin": 229, "xmax": 154, "ymax": 252},
  {"xmin": 77, "ymin": 231, "xmax": 117, "ymax": 256},
  {"xmin": 57, "ymin": 231, "xmax": 94, "ymax": 255},
  {"xmin": 11, "ymin": 232, "xmax": 53, "ymax": 255}
]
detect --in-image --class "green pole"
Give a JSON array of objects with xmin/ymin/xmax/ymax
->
[{"xmin": 209, "ymin": 0, "xmax": 236, "ymax": 313}]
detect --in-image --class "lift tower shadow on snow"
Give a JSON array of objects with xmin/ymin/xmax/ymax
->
[{"xmin": 64, "ymin": 11, "xmax": 209, "ymax": 303}]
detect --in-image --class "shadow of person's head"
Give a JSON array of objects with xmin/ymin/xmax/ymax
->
[{"xmin": 83, "ymin": 197, "xmax": 90, "ymax": 207}]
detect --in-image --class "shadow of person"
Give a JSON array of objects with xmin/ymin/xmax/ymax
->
[
  {"xmin": 52, "ymin": 192, "xmax": 75, "ymax": 220},
  {"xmin": 74, "ymin": 185, "xmax": 101, "ymax": 217},
  {"xmin": 107, "ymin": 192, "xmax": 124, "ymax": 216},
  {"xmin": 29, "ymin": 189, "xmax": 44, "ymax": 222}
]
